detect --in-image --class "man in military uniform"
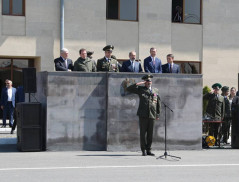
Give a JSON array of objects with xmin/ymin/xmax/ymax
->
[
  {"xmin": 221, "ymin": 86, "xmax": 231, "ymax": 144},
  {"xmin": 203, "ymin": 83, "xmax": 225, "ymax": 145},
  {"xmin": 127, "ymin": 75, "xmax": 161, "ymax": 156},
  {"xmin": 87, "ymin": 51, "xmax": 94, "ymax": 59},
  {"xmin": 97, "ymin": 45, "xmax": 119, "ymax": 72},
  {"xmin": 73, "ymin": 48, "xmax": 96, "ymax": 72}
]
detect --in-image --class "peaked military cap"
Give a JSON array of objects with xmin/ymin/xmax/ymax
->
[
  {"xmin": 212, "ymin": 83, "xmax": 222, "ymax": 89},
  {"xmin": 87, "ymin": 51, "xmax": 94, "ymax": 57},
  {"xmin": 221, "ymin": 86, "xmax": 229, "ymax": 92},
  {"xmin": 103, "ymin": 45, "xmax": 114, "ymax": 51},
  {"xmin": 142, "ymin": 75, "xmax": 153, "ymax": 81}
]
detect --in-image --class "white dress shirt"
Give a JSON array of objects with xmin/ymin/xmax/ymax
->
[{"xmin": 7, "ymin": 88, "xmax": 12, "ymax": 101}]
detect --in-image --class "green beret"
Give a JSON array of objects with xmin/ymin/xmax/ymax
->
[
  {"xmin": 221, "ymin": 86, "xmax": 229, "ymax": 92},
  {"xmin": 212, "ymin": 83, "xmax": 222, "ymax": 89},
  {"xmin": 142, "ymin": 75, "xmax": 153, "ymax": 81},
  {"xmin": 103, "ymin": 45, "xmax": 114, "ymax": 51}
]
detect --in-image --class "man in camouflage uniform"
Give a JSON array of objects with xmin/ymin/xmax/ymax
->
[
  {"xmin": 97, "ymin": 45, "xmax": 119, "ymax": 72},
  {"xmin": 73, "ymin": 48, "xmax": 96, "ymax": 72},
  {"xmin": 127, "ymin": 75, "xmax": 161, "ymax": 156},
  {"xmin": 221, "ymin": 86, "xmax": 231, "ymax": 144},
  {"xmin": 203, "ymin": 83, "xmax": 225, "ymax": 145}
]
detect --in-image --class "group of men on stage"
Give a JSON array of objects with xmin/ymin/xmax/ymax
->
[
  {"xmin": 54, "ymin": 45, "xmax": 180, "ymax": 74},
  {"xmin": 53, "ymin": 45, "xmax": 180, "ymax": 156}
]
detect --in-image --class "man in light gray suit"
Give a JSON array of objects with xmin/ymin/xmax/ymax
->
[{"xmin": 121, "ymin": 51, "xmax": 143, "ymax": 73}]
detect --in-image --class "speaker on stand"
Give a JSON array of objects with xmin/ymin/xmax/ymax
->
[
  {"xmin": 16, "ymin": 68, "xmax": 45, "ymax": 151},
  {"xmin": 16, "ymin": 103, "xmax": 42, "ymax": 152},
  {"xmin": 22, "ymin": 68, "xmax": 36, "ymax": 102}
]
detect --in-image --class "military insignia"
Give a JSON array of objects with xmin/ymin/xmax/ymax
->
[{"xmin": 120, "ymin": 78, "xmax": 136, "ymax": 96}]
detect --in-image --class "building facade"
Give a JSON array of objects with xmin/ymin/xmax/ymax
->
[{"xmin": 0, "ymin": 0, "xmax": 239, "ymax": 89}]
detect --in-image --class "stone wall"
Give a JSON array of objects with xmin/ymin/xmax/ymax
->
[{"xmin": 37, "ymin": 72, "xmax": 202, "ymax": 151}]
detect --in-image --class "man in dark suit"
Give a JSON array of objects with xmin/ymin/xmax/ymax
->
[
  {"xmin": 162, "ymin": 54, "xmax": 180, "ymax": 73},
  {"xmin": 11, "ymin": 85, "xmax": 25, "ymax": 134},
  {"xmin": 127, "ymin": 75, "xmax": 161, "ymax": 156},
  {"xmin": 0, "ymin": 80, "xmax": 17, "ymax": 128},
  {"xmin": 54, "ymin": 48, "xmax": 74, "ymax": 71},
  {"xmin": 121, "ymin": 51, "xmax": 143, "ymax": 73},
  {"xmin": 144, "ymin": 48, "xmax": 162, "ymax": 73}
]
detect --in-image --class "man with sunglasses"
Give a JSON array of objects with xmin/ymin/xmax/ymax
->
[
  {"xmin": 127, "ymin": 75, "xmax": 161, "ymax": 156},
  {"xmin": 97, "ymin": 45, "xmax": 119, "ymax": 72},
  {"xmin": 0, "ymin": 80, "xmax": 16, "ymax": 128}
]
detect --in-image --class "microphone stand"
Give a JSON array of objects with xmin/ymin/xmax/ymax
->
[{"xmin": 157, "ymin": 101, "xmax": 181, "ymax": 160}]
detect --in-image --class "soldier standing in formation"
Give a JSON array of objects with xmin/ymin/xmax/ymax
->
[
  {"xmin": 127, "ymin": 75, "xmax": 161, "ymax": 156},
  {"xmin": 221, "ymin": 86, "xmax": 231, "ymax": 144},
  {"xmin": 97, "ymin": 45, "xmax": 119, "ymax": 72},
  {"xmin": 203, "ymin": 83, "xmax": 225, "ymax": 145}
]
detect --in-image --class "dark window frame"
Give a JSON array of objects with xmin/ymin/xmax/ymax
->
[
  {"xmin": 106, "ymin": 0, "xmax": 139, "ymax": 22},
  {"xmin": 174, "ymin": 60, "xmax": 202, "ymax": 74},
  {"xmin": 172, "ymin": 0, "xmax": 202, "ymax": 25},
  {"xmin": 0, "ymin": 58, "xmax": 34, "ymax": 80},
  {"xmin": 2, "ymin": 0, "xmax": 25, "ymax": 16}
]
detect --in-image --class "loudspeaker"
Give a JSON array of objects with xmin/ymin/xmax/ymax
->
[
  {"xmin": 17, "ymin": 127, "xmax": 42, "ymax": 152},
  {"xmin": 16, "ymin": 102, "xmax": 43, "ymax": 152},
  {"xmin": 16, "ymin": 103, "xmax": 41, "ymax": 127},
  {"xmin": 23, "ymin": 68, "xmax": 36, "ymax": 93}
]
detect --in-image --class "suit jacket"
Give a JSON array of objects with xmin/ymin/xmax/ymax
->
[
  {"xmin": 0, "ymin": 87, "xmax": 17, "ymax": 108},
  {"xmin": 127, "ymin": 84, "xmax": 161, "ymax": 119},
  {"xmin": 120, "ymin": 60, "xmax": 143, "ymax": 73},
  {"xmin": 54, "ymin": 57, "xmax": 74, "ymax": 71},
  {"xmin": 144, "ymin": 56, "xmax": 162, "ymax": 73},
  {"xmin": 162, "ymin": 63, "xmax": 180, "ymax": 73},
  {"xmin": 16, "ymin": 86, "xmax": 25, "ymax": 103}
]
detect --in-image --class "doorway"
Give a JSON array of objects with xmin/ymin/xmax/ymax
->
[{"xmin": 0, "ymin": 58, "xmax": 35, "ymax": 147}]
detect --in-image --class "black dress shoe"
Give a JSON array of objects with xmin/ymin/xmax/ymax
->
[
  {"xmin": 147, "ymin": 151, "xmax": 155, "ymax": 156},
  {"xmin": 142, "ymin": 151, "xmax": 147, "ymax": 156},
  {"xmin": 10, "ymin": 129, "xmax": 14, "ymax": 134},
  {"xmin": 1, "ymin": 125, "xmax": 6, "ymax": 128}
]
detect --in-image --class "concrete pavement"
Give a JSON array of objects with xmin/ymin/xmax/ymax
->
[{"xmin": 0, "ymin": 144, "xmax": 238, "ymax": 182}]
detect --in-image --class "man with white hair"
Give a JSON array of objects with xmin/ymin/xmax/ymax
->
[
  {"xmin": 54, "ymin": 48, "xmax": 74, "ymax": 71},
  {"xmin": 0, "ymin": 80, "xmax": 16, "ymax": 128}
]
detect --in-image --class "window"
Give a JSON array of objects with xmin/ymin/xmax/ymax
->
[
  {"xmin": 172, "ymin": 0, "xmax": 202, "ymax": 24},
  {"xmin": 2, "ymin": 0, "xmax": 25, "ymax": 16},
  {"xmin": 174, "ymin": 61, "xmax": 201, "ymax": 74},
  {"xmin": 107, "ymin": 0, "xmax": 138, "ymax": 21},
  {"xmin": 0, "ymin": 58, "xmax": 34, "ymax": 91}
]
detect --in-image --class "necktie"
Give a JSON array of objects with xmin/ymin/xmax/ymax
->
[
  {"xmin": 132, "ymin": 61, "xmax": 134, "ymax": 71},
  {"xmin": 65, "ymin": 59, "xmax": 68, "ymax": 68},
  {"xmin": 152, "ymin": 57, "xmax": 155, "ymax": 65},
  {"xmin": 170, "ymin": 64, "xmax": 172, "ymax": 73}
]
